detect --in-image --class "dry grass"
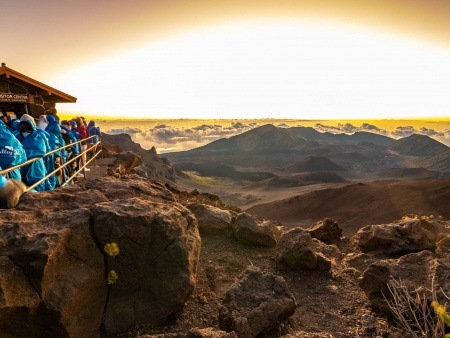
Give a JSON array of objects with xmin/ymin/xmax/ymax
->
[{"xmin": 384, "ymin": 277, "xmax": 447, "ymax": 338}]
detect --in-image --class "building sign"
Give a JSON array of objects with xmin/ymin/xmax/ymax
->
[{"xmin": 0, "ymin": 93, "xmax": 30, "ymax": 103}]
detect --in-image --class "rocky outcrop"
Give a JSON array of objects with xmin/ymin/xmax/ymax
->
[
  {"xmin": 101, "ymin": 143, "xmax": 122, "ymax": 157},
  {"xmin": 85, "ymin": 174, "xmax": 176, "ymax": 202},
  {"xmin": 0, "ymin": 208, "xmax": 106, "ymax": 337},
  {"xmin": 17, "ymin": 185, "xmax": 109, "ymax": 211},
  {"xmin": 107, "ymin": 151, "xmax": 143, "ymax": 176},
  {"xmin": 360, "ymin": 250, "xmax": 450, "ymax": 315},
  {"xmin": 275, "ymin": 228, "xmax": 338, "ymax": 271},
  {"xmin": 231, "ymin": 213, "xmax": 281, "ymax": 247},
  {"xmin": 355, "ymin": 218, "xmax": 442, "ymax": 255},
  {"xmin": 307, "ymin": 218, "xmax": 342, "ymax": 243},
  {"xmin": 219, "ymin": 267, "xmax": 296, "ymax": 338},
  {"xmin": 92, "ymin": 197, "xmax": 201, "ymax": 335},
  {"xmin": 101, "ymin": 133, "xmax": 143, "ymax": 153},
  {"xmin": 102, "ymin": 134, "xmax": 177, "ymax": 182},
  {"xmin": 187, "ymin": 203, "xmax": 235, "ymax": 234},
  {"xmin": 0, "ymin": 175, "xmax": 202, "ymax": 337}
]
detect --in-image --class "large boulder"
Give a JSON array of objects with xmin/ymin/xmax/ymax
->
[
  {"xmin": 360, "ymin": 250, "xmax": 450, "ymax": 315},
  {"xmin": 17, "ymin": 185, "xmax": 109, "ymax": 211},
  {"xmin": 219, "ymin": 267, "xmax": 296, "ymax": 338},
  {"xmin": 231, "ymin": 213, "xmax": 281, "ymax": 247},
  {"xmin": 85, "ymin": 175, "xmax": 176, "ymax": 203},
  {"xmin": 187, "ymin": 203, "xmax": 234, "ymax": 234},
  {"xmin": 307, "ymin": 218, "xmax": 342, "ymax": 243},
  {"xmin": 355, "ymin": 218, "xmax": 439, "ymax": 255},
  {"xmin": 275, "ymin": 228, "xmax": 335, "ymax": 271},
  {"xmin": 0, "ymin": 208, "xmax": 107, "ymax": 337},
  {"xmin": 92, "ymin": 197, "xmax": 201, "ymax": 335}
]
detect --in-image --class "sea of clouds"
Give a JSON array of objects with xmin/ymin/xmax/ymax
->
[{"xmin": 101, "ymin": 121, "xmax": 450, "ymax": 153}]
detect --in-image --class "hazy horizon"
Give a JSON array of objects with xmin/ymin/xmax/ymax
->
[{"xmin": 88, "ymin": 118, "xmax": 450, "ymax": 153}]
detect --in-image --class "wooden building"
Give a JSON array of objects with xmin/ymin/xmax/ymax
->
[{"xmin": 0, "ymin": 62, "xmax": 76, "ymax": 123}]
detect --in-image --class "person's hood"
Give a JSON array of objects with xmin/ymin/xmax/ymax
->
[
  {"xmin": 46, "ymin": 114, "xmax": 58, "ymax": 125},
  {"xmin": 88, "ymin": 121, "xmax": 96, "ymax": 128},
  {"xmin": 70, "ymin": 120, "xmax": 77, "ymax": 128},
  {"xmin": 10, "ymin": 119, "xmax": 20, "ymax": 131},
  {"xmin": 60, "ymin": 125, "xmax": 71, "ymax": 133},
  {"xmin": 19, "ymin": 114, "xmax": 36, "ymax": 128},
  {"xmin": 37, "ymin": 115, "xmax": 48, "ymax": 130}
]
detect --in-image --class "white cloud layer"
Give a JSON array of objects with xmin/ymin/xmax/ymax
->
[{"xmin": 102, "ymin": 121, "xmax": 450, "ymax": 153}]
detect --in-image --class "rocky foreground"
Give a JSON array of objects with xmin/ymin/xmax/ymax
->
[{"xmin": 0, "ymin": 173, "xmax": 449, "ymax": 337}]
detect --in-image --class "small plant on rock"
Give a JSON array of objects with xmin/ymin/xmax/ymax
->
[{"xmin": 104, "ymin": 242, "xmax": 120, "ymax": 285}]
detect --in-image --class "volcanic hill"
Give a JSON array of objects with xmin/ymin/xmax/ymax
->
[{"xmin": 247, "ymin": 179, "xmax": 450, "ymax": 235}]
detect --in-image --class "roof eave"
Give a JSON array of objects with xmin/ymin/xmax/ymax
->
[{"xmin": 0, "ymin": 66, "xmax": 77, "ymax": 103}]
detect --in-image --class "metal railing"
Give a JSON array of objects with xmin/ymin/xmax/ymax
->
[{"xmin": 0, "ymin": 135, "xmax": 102, "ymax": 192}]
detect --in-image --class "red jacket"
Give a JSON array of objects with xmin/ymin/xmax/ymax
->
[{"xmin": 77, "ymin": 125, "xmax": 87, "ymax": 139}]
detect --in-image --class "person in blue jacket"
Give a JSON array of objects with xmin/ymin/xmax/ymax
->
[
  {"xmin": 87, "ymin": 120, "xmax": 101, "ymax": 144},
  {"xmin": 0, "ymin": 119, "xmax": 27, "ymax": 181},
  {"xmin": 10, "ymin": 118, "xmax": 21, "ymax": 133},
  {"xmin": 20, "ymin": 115, "xmax": 55, "ymax": 190},
  {"xmin": 69, "ymin": 120, "xmax": 82, "ymax": 171},
  {"xmin": 15, "ymin": 115, "xmax": 48, "ymax": 192},
  {"xmin": 61, "ymin": 120, "xmax": 81, "ymax": 178},
  {"xmin": 87, "ymin": 120, "xmax": 101, "ymax": 162},
  {"xmin": 46, "ymin": 115, "xmax": 67, "ymax": 187}
]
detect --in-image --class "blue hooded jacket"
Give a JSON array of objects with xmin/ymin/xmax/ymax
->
[
  {"xmin": 10, "ymin": 118, "xmax": 20, "ymax": 132},
  {"xmin": 0, "ymin": 120, "xmax": 26, "ymax": 180},
  {"xmin": 16, "ymin": 116, "xmax": 48, "ymax": 192},
  {"xmin": 87, "ymin": 120, "xmax": 101, "ymax": 144},
  {"xmin": 46, "ymin": 115, "xmax": 67, "ymax": 159}
]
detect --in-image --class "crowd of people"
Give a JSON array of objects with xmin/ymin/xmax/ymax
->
[{"xmin": 0, "ymin": 113, "xmax": 101, "ymax": 193}]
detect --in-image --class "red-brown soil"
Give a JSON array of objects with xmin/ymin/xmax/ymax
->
[{"xmin": 247, "ymin": 179, "xmax": 450, "ymax": 236}]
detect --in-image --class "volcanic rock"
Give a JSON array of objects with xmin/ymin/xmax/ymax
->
[
  {"xmin": 0, "ymin": 176, "xmax": 204, "ymax": 337},
  {"xmin": 92, "ymin": 197, "xmax": 201, "ymax": 335},
  {"xmin": 101, "ymin": 143, "xmax": 122, "ymax": 157},
  {"xmin": 102, "ymin": 133, "xmax": 177, "ymax": 182},
  {"xmin": 231, "ymin": 212, "xmax": 281, "ymax": 247},
  {"xmin": 355, "ymin": 218, "xmax": 440, "ymax": 255},
  {"xmin": 307, "ymin": 218, "xmax": 342, "ymax": 243},
  {"xmin": 17, "ymin": 185, "xmax": 109, "ymax": 212},
  {"xmin": 85, "ymin": 174, "xmax": 176, "ymax": 202},
  {"xmin": 0, "ymin": 208, "xmax": 106, "ymax": 337},
  {"xmin": 218, "ymin": 266, "xmax": 296, "ymax": 338},
  {"xmin": 107, "ymin": 150, "xmax": 143, "ymax": 176},
  {"xmin": 275, "ymin": 228, "xmax": 336, "ymax": 271},
  {"xmin": 187, "ymin": 203, "xmax": 235, "ymax": 234},
  {"xmin": 360, "ymin": 250, "xmax": 450, "ymax": 315}
]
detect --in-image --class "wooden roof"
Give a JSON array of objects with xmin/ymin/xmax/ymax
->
[{"xmin": 0, "ymin": 63, "xmax": 77, "ymax": 103}]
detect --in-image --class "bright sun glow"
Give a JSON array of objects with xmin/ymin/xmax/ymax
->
[{"xmin": 53, "ymin": 19, "xmax": 450, "ymax": 119}]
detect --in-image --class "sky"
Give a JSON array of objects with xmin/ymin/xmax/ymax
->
[{"xmin": 3, "ymin": 0, "xmax": 450, "ymax": 120}]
